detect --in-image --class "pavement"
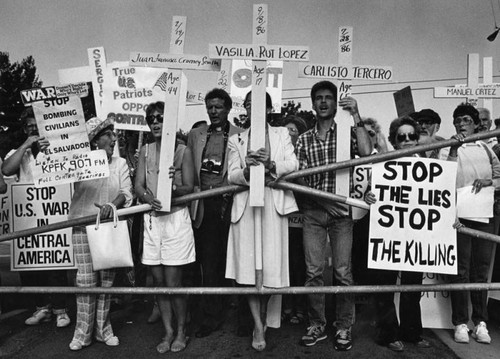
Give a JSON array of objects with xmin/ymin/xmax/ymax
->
[{"xmin": 0, "ymin": 295, "xmax": 498, "ymax": 359}]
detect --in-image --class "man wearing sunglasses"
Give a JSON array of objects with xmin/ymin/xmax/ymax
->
[
  {"xmin": 187, "ymin": 88, "xmax": 244, "ymax": 338},
  {"xmin": 412, "ymin": 109, "xmax": 444, "ymax": 159}
]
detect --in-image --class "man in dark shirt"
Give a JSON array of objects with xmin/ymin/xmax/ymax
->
[{"xmin": 187, "ymin": 88, "xmax": 243, "ymax": 337}]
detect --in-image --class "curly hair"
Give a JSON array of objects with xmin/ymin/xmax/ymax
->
[{"xmin": 388, "ymin": 116, "xmax": 421, "ymax": 147}]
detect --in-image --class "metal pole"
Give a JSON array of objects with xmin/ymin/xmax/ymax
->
[
  {"xmin": 282, "ymin": 129, "xmax": 500, "ymax": 181},
  {"xmin": 1, "ymin": 282, "xmax": 500, "ymax": 295}
]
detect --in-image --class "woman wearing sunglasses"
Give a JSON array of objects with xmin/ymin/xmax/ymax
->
[
  {"xmin": 135, "ymin": 101, "xmax": 196, "ymax": 353},
  {"xmin": 363, "ymin": 116, "xmax": 431, "ymax": 352}
]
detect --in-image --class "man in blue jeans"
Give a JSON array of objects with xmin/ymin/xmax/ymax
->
[{"xmin": 296, "ymin": 81, "xmax": 372, "ymax": 351}]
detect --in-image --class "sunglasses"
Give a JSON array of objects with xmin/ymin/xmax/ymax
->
[
  {"xmin": 367, "ymin": 130, "xmax": 376, "ymax": 137},
  {"xmin": 146, "ymin": 114, "xmax": 164, "ymax": 124},
  {"xmin": 396, "ymin": 132, "xmax": 418, "ymax": 142}
]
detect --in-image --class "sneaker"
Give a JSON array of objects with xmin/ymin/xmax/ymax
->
[
  {"xmin": 454, "ymin": 323, "xmax": 470, "ymax": 343},
  {"xmin": 416, "ymin": 338, "xmax": 431, "ymax": 348},
  {"xmin": 56, "ymin": 312, "xmax": 71, "ymax": 328},
  {"xmin": 301, "ymin": 325, "xmax": 327, "ymax": 346},
  {"xmin": 472, "ymin": 321, "xmax": 491, "ymax": 344},
  {"xmin": 25, "ymin": 308, "xmax": 52, "ymax": 326},
  {"xmin": 334, "ymin": 328, "xmax": 352, "ymax": 351}
]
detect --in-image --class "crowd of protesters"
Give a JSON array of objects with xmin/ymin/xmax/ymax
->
[{"xmin": 1, "ymin": 80, "xmax": 499, "ymax": 354}]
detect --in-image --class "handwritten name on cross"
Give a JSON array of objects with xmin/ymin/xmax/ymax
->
[
  {"xmin": 434, "ymin": 54, "xmax": 500, "ymax": 109},
  {"xmin": 208, "ymin": 4, "xmax": 310, "ymax": 206},
  {"xmin": 298, "ymin": 27, "xmax": 393, "ymax": 201},
  {"xmin": 129, "ymin": 16, "xmax": 202, "ymax": 212}
]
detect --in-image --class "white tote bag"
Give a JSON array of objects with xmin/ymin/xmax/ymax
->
[{"xmin": 86, "ymin": 206, "xmax": 133, "ymax": 271}]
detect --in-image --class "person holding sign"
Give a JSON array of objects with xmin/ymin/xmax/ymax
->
[
  {"xmin": 226, "ymin": 91, "xmax": 298, "ymax": 351},
  {"xmin": 364, "ymin": 116, "xmax": 431, "ymax": 352},
  {"xmin": 1, "ymin": 107, "xmax": 71, "ymax": 328},
  {"xmin": 296, "ymin": 81, "xmax": 372, "ymax": 351},
  {"xmin": 134, "ymin": 101, "xmax": 196, "ymax": 353},
  {"xmin": 68, "ymin": 117, "xmax": 133, "ymax": 351},
  {"xmin": 187, "ymin": 89, "xmax": 244, "ymax": 338},
  {"xmin": 439, "ymin": 103, "xmax": 500, "ymax": 345}
]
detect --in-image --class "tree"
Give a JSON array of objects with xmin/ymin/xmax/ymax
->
[
  {"xmin": 280, "ymin": 100, "xmax": 315, "ymax": 129},
  {"xmin": 0, "ymin": 52, "xmax": 42, "ymax": 158}
]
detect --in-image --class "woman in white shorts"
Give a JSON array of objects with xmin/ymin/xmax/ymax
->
[{"xmin": 135, "ymin": 101, "xmax": 196, "ymax": 353}]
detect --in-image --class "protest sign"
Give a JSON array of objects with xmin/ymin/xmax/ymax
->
[
  {"xmin": 229, "ymin": 59, "xmax": 283, "ymax": 122},
  {"xmin": 393, "ymin": 86, "xmax": 415, "ymax": 117},
  {"xmin": 0, "ymin": 178, "xmax": 13, "ymax": 236},
  {"xmin": 20, "ymin": 83, "xmax": 89, "ymax": 106},
  {"xmin": 32, "ymin": 96, "xmax": 90, "ymax": 156},
  {"xmin": 31, "ymin": 150, "xmax": 110, "ymax": 187},
  {"xmin": 368, "ymin": 157, "xmax": 457, "ymax": 274},
  {"xmin": 351, "ymin": 164, "xmax": 371, "ymax": 220},
  {"xmin": 88, "ymin": 47, "xmax": 107, "ymax": 118},
  {"xmin": 10, "ymin": 183, "xmax": 75, "ymax": 271},
  {"xmin": 102, "ymin": 65, "xmax": 170, "ymax": 131}
]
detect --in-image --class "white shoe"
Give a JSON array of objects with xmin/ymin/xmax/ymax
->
[
  {"xmin": 25, "ymin": 308, "xmax": 52, "ymax": 325},
  {"xmin": 472, "ymin": 321, "xmax": 491, "ymax": 344},
  {"xmin": 454, "ymin": 323, "xmax": 470, "ymax": 343},
  {"xmin": 56, "ymin": 312, "xmax": 71, "ymax": 328}
]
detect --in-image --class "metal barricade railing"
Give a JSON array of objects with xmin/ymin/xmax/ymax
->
[{"xmin": 1, "ymin": 129, "xmax": 500, "ymax": 295}]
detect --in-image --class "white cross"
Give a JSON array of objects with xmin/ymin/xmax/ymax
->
[
  {"xmin": 434, "ymin": 54, "xmax": 500, "ymax": 108},
  {"xmin": 208, "ymin": 4, "xmax": 310, "ymax": 206},
  {"xmin": 298, "ymin": 27, "xmax": 393, "ymax": 201}
]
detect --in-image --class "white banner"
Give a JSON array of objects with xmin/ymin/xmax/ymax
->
[{"xmin": 368, "ymin": 157, "xmax": 457, "ymax": 274}]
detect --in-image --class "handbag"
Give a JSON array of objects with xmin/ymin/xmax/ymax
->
[{"xmin": 85, "ymin": 205, "xmax": 133, "ymax": 271}]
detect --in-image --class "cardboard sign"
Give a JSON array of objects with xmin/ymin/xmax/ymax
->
[
  {"xmin": 209, "ymin": 44, "xmax": 309, "ymax": 61},
  {"xmin": 31, "ymin": 150, "xmax": 110, "ymax": 187},
  {"xmin": 102, "ymin": 65, "xmax": 169, "ymax": 131},
  {"xmin": 129, "ymin": 52, "xmax": 221, "ymax": 71},
  {"xmin": 350, "ymin": 164, "xmax": 371, "ymax": 220},
  {"xmin": 20, "ymin": 83, "xmax": 89, "ymax": 106},
  {"xmin": 0, "ymin": 178, "xmax": 13, "ymax": 236},
  {"xmin": 32, "ymin": 96, "xmax": 90, "ymax": 156},
  {"xmin": 230, "ymin": 59, "xmax": 283, "ymax": 118},
  {"xmin": 88, "ymin": 47, "xmax": 107, "ymax": 118},
  {"xmin": 393, "ymin": 86, "xmax": 415, "ymax": 117},
  {"xmin": 10, "ymin": 183, "xmax": 75, "ymax": 271},
  {"xmin": 368, "ymin": 157, "xmax": 458, "ymax": 274},
  {"xmin": 298, "ymin": 64, "xmax": 393, "ymax": 81}
]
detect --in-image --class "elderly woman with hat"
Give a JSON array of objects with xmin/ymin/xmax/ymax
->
[{"xmin": 68, "ymin": 117, "xmax": 133, "ymax": 351}]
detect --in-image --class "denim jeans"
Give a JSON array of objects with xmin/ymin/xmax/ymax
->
[
  {"xmin": 303, "ymin": 206, "xmax": 354, "ymax": 329},
  {"xmin": 450, "ymin": 219, "xmax": 495, "ymax": 326}
]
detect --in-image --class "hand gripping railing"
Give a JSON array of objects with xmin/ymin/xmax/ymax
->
[{"xmin": 1, "ymin": 129, "xmax": 500, "ymax": 295}]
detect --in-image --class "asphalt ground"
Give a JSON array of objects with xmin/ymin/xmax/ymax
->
[{"xmin": 0, "ymin": 296, "xmax": 469, "ymax": 359}]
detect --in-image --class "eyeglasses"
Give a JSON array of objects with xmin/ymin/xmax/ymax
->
[
  {"xmin": 146, "ymin": 114, "xmax": 164, "ymax": 124},
  {"xmin": 417, "ymin": 119, "xmax": 435, "ymax": 126},
  {"xmin": 396, "ymin": 132, "xmax": 418, "ymax": 142},
  {"xmin": 453, "ymin": 116, "xmax": 473, "ymax": 126}
]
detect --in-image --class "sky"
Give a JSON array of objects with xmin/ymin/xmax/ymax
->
[{"xmin": 2, "ymin": 0, "xmax": 500, "ymax": 138}]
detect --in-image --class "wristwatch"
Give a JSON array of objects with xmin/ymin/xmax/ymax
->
[{"xmin": 356, "ymin": 121, "xmax": 365, "ymax": 127}]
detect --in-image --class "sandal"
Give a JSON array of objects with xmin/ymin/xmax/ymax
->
[
  {"xmin": 170, "ymin": 336, "xmax": 189, "ymax": 353},
  {"xmin": 156, "ymin": 335, "xmax": 174, "ymax": 354}
]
